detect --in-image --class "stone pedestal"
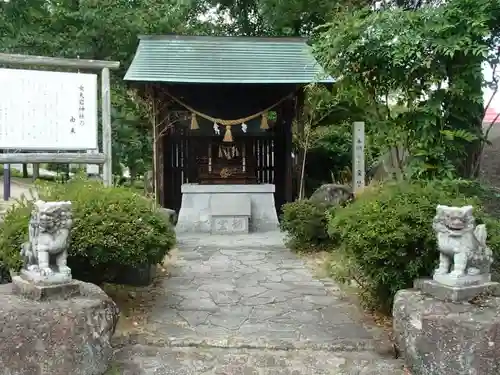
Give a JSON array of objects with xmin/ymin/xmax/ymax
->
[
  {"xmin": 393, "ymin": 288, "xmax": 500, "ymax": 375},
  {"xmin": 210, "ymin": 193, "xmax": 250, "ymax": 234},
  {"xmin": 176, "ymin": 184, "xmax": 279, "ymax": 233},
  {"xmin": 12, "ymin": 275, "xmax": 80, "ymax": 301},
  {"xmin": 0, "ymin": 280, "xmax": 119, "ymax": 375},
  {"xmin": 415, "ymin": 278, "xmax": 500, "ymax": 302}
]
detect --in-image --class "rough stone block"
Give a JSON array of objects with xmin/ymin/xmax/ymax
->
[
  {"xmin": 393, "ymin": 288, "xmax": 500, "ymax": 375},
  {"xmin": 0, "ymin": 280, "xmax": 119, "ymax": 375},
  {"xmin": 415, "ymin": 278, "xmax": 500, "ymax": 302},
  {"xmin": 12, "ymin": 275, "xmax": 81, "ymax": 301}
]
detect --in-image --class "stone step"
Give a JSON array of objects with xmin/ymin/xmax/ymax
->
[{"xmin": 110, "ymin": 345, "xmax": 405, "ymax": 375}]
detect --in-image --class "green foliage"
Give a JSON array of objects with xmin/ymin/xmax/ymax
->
[
  {"xmin": 293, "ymin": 84, "xmax": 381, "ymax": 195},
  {"xmin": 0, "ymin": 0, "xmax": 204, "ymax": 181},
  {"xmin": 280, "ymin": 199, "xmax": 333, "ymax": 251},
  {"xmin": 194, "ymin": 0, "xmax": 363, "ymax": 37},
  {"xmin": 0, "ymin": 178, "xmax": 175, "ymax": 284},
  {"xmin": 328, "ymin": 179, "xmax": 500, "ymax": 314},
  {"xmin": 0, "ymin": 165, "xmax": 23, "ymax": 178},
  {"xmin": 313, "ymin": 0, "xmax": 500, "ymax": 180}
]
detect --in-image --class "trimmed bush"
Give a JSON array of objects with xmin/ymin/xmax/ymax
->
[
  {"xmin": 0, "ymin": 177, "xmax": 175, "ymax": 284},
  {"xmin": 280, "ymin": 199, "xmax": 334, "ymax": 251},
  {"xmin": 328, "ymin": 179, "xmax": 500, "ymax": 314}
]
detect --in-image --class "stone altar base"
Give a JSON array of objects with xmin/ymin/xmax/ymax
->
[
  {"xmin": 176, "ymin": 184, "xmax": 279, "ymax": 234},
  {"xmin": 0, "ymin": 280, "xmax": 119, "ymax": 375},
  {"xmin": 393, "ymin": 288, "xmax": 500, "ymax": 375}
]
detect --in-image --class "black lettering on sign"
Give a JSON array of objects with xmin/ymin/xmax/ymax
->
[{"xmin": 78, "ymin": 84, "xmax": 85, "ymax": 126}]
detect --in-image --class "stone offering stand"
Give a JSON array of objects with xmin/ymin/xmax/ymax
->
[
  {"xmin": 176, "ymin": 183, "xmax": 280, "ymax": 234},
  {"xmin": 0, "ymin": 200, "xmax": 119, "ymax": 375},
  {"xmin": 393, "ymin": 205, "xmax": 500, "ymax": 375}
]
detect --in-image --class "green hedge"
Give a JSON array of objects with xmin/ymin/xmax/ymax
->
[
  {"xmin": 280, "ymin": 199, "xmax": 334, "ymax": 251},
  {"xmin": 0, "ymin": 177, "xmax": 175, "ymax": 284},
  {"xmin": 328, "ymin": 179, "xmax": 500, "ymax": 314},
  {"xmin": 0, "ymin": 165, "xmax": 23, "ymax": 177}
]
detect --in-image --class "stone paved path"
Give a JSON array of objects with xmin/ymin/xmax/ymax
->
[{"xmin": 111, "ymin": 233, "xmax": 404, "ymax": 374}]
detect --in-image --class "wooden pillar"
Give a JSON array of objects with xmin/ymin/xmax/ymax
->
[
  {"xmin": 151, "ymin": 84, "xmax": 165, "ymax": 207},
  {"xmin": 294, "ymin": 87, "xmax": 306, "ymax": 200},
  {"xmin": 283, "ymin": 96, "xmax": 295, "ymax": 205}
]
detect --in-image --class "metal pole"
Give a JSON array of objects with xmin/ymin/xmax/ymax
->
[{"xmin": 3, "ymin": 157, "xmax": 10, "ymax": 201}]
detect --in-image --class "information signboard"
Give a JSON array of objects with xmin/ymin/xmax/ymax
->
[{"xmin": 0, "ymin": 68, "xmax": 98, "ymax": 150}]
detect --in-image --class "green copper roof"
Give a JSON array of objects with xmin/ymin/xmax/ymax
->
[{"xmin": 124, "ymin": 35, "xmax": 334, "ymax": 84}]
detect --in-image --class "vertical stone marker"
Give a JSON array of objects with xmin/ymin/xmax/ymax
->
[
  {"xmin": 352, "ymin": 121, "xmax": 365, "ymax": 194},
  {"xmin": 0, "ymin": 199, "xmax": 120, "ymax": 375},
  {"xmin": 393, "ymin": 204, "xmax": 500, "ymax": 375}
]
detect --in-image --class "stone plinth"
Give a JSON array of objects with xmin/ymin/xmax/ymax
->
[
  {"xmin": 17, "ymin": 268, "xmax": 72, "ymax": 285},
  {"xmin": 0, "ymin": 280, "xmax": 119, "ymax": 375},
  {"xmin": 415, "ymin": 278, "xmax": 500, "ymax": 302},
  {"xmin": 12, "ymin": 275, "xmax": 80, "ymax": 301},
  {"xmin": 433, "ymin": 272, "xmax": 492, "ymax": 287},
  {"xmin": 393, "ymin": 289, "xmax": 500, "ymax": 375},
  {"xmin": 210, "ymin": 193, "xmax": 250, "ymax": 234},
  {"xmin": 176, "ymin": 184, "xmax": 279, "ymax": 233}
]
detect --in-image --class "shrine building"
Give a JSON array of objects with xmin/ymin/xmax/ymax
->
[{"xmin": 124, "ymin": 35, "xmax": 333, "ymax": 233}]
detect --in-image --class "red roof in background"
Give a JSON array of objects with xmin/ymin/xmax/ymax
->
[{"xmin": 484, "ymin": 107, "xmax": 500, "ymax": 124}]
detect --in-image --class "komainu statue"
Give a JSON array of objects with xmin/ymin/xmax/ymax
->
[
  {"xmin": 432, "ymin": 205, "xmax": 493, "ymax": 286},
  {"xmin": 20, "ymin": 200, "xmax": 73, "ymax": 283}
]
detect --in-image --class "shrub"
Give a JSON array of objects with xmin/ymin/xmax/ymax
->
[
  {"xmin": 0, "ymin": 177, "xmax": 176, "ymax": 284},
  {"xmin": 0, "ymin": 165, "xmax": 23, "ymax": 177},
  {"xmin": 280, "ymin": 199, "xmax": 334, "ymax": 251},
  {"xmin": 328, "ymin": 179, "xmax": 500, "ymax": 314}
]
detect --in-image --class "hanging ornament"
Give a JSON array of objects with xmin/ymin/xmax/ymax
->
[
  {"xmin": 241, "ymin": 122, "xmax": 247, "ymax": 133},
  {"xmin": 260, "ymin": 112, "xmax": 269, "ymax": 130},
  {"xmin": 213, "ymin": 122, "xmax": 220, "ymax": 135},
  {"xmin": 223, "ymin": 125, "xmax": 233, "ymax": 142},
  {"xmin": 190, "ymin": 113, "xmax": 199, "ymax": 130}
]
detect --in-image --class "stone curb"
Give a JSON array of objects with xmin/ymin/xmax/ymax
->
[{"xmin": 111, "ymin": 332, "xmax": 393, "ymax": 355}]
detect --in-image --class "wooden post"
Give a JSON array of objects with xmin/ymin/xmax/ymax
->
[
  {"xmin": 283, "ymin": 97, "xmax": 294, "ymax": 204},
  {"xmin": 352, "ymin": 121, "xmax": 365, "ymax": 194},
  {"xmin": 0, "ymin": 53, "xmax": 120, "ymax": 69},
  {"xmin": 101, "ymin": 68, "xmax": 112, "ymax": 187},
  {"xmin": 151, "ymin": 86, "xmax": 160, "ymax": 205},
  {"xmin": 0, "ymin": 153, "xmax": 106, "ymax": 163},
  {"xmin": 295, "ymin": 87, "xmax": 306, "ymax": 200}
]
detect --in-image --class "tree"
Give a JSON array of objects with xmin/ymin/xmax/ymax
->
[
  {"xmin": 313, "ymin": 0, "xmax": 500, "ymax": 180},
  {"xmin": 193, "ymin": 0, "xmax": 370, "ymax": 37},
  {"xmin": 0, "ymin": 0, "xmax": 203, "ymax": 180}
]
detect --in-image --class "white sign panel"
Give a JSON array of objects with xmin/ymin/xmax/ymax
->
[
  {"xmin": 0, "ymin": 68, "xmax": 98, "ymax": 150},
  {"xmin": 352, "ymin": 121, "xmax": 365, "ymax": 193}
]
